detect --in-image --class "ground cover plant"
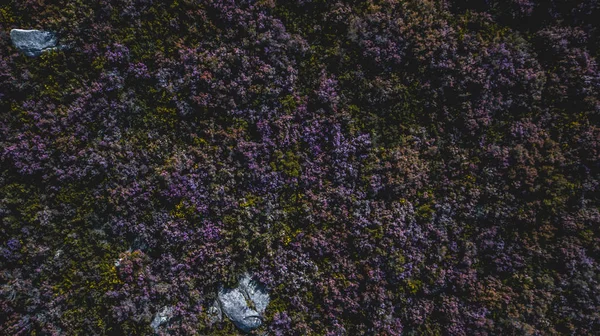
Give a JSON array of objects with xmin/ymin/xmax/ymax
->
[{"xmin": 1, "ymin": 0, "xmax": 600, "ymax": 335}]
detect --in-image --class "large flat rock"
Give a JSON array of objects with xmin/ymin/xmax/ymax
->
[{"xmin": 10, "ymin": 29, "xmax": 58, "ymax": 57}]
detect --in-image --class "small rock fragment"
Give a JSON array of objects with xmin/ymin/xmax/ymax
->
[
  {"xmin": 150, "ymin": 306, "xmax": 174, "ymax": 333},
  {"xmin": 207, "ymin": 299, "xmax": 223, "ymax": 325},
  {"xmin": 10, "ymin": 29, "xmax": 58, "ymax": 57},
  {"xmin": 216, "ymin": 273, "xmax": 270, "ymax": 333}
]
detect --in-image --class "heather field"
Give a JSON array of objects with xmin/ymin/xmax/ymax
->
[{"xmin": 1, "ymin": 1, "xmax": 600, "ymax": 335}]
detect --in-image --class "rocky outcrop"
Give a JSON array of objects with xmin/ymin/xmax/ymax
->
[
  {"xmin": 209, "ymin": 273, "xmax": 270, "ymax": 333},
  {"xmin": 10, "ymin": 29, "xmax": 58, "ymax": 57}
]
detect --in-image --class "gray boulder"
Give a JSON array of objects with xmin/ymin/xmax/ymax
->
[
  {"xmin": 238, "ymin": 275, "xmax": 270, "ymax": 314},
  {"xmin": 213, "ymin": 273, "xmax": 270, "ymax": 333},
  {"xmin": 10, "ymin": 29, "xmax": 58, "ymax": 57},
  {"xmin": 150, "ymin": 306, "xmax": 174, "ymax": 333}
]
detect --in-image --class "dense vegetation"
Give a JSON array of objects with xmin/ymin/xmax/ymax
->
[{"xmin": 1, "ymin": 0, "xmax": 599, "ymax": 334}]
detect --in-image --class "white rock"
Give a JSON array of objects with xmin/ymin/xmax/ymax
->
[
  {"xmin": 216, "ymin": 273, "xmax": 270, "ymax": 333},
  {"xmin": 150, "ymin": 306, "xmax": 174, "ymax": 333},
  {"xmin": 10, "ymin": 29, "xmax": 58, "ymax": 57},
  {"xmin": 239, "ymin": 274, "xmax": 270, "ymax": 314}
]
